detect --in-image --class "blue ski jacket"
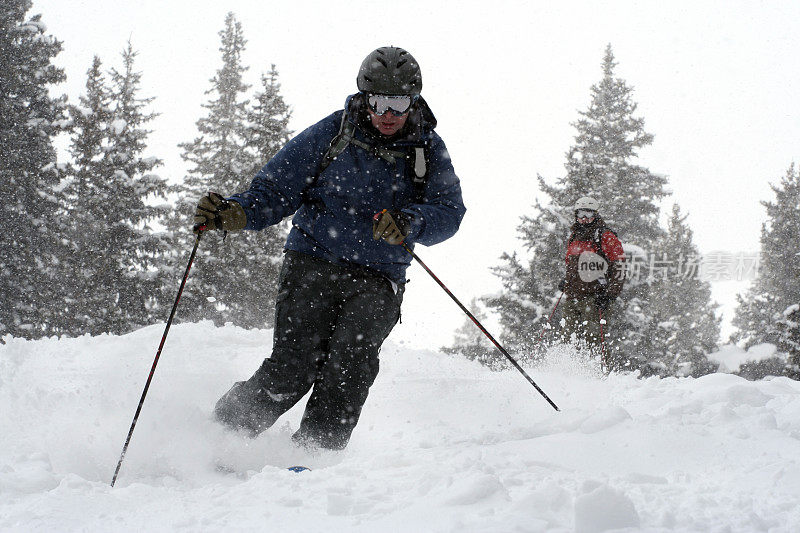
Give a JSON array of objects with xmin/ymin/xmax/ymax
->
[{"xmin": 230, "ymin": 94, "xmax": 466, "ymax": 284}]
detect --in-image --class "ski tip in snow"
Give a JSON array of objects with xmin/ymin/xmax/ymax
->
[{"xmin": 287, "ymin": 466, "xmax": 311, "ymax": 473}]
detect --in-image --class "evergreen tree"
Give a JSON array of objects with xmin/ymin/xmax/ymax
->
[
  {"xmin": 645, "ymin": 204, "xmax": 720, "ymax": 377},
  {"xmin": 246, "ymin": 64, "xmax": 292, "ymax": 173},
  {"xmin": 102, "ymin": 42, "xmax": 169, "ymax": 332},
  {"xmin": 441, "ymin": 299, "xmax": 501, "ymax": 369},
  {"xmin": 0, "ymin": 2, "xmax": 70, "ymax": 339},
  {"xmin": 732, "ymin": 163, "xmax": 800, "ymax": 373},
  {"xmin": 485, "ymin": 45, "xmax": 669, "ymax": 371},
  {"xmin": 164, "ymin": 12, "xmax": 288, "ymax": 329},
  {"xmin": 62, "ymin": 44, "xmax": 168, "ymax": 335},
  {"xmin": 778, "ymin": 305, "xmax": 800, "ymax": 378},
  {"xmin": 483, "ymin": 205, "xmax": 569, "ymax": 361},
  {"xmin": 230, "ymin": 63, "xmax": 293, "ymax": 327},
  {"xmin": 62, "ymin": 55, "xmax": 114, "ymax": 335},
  {"xmin": 66, "ymin": 56, "xmax": 111, "ymax": 201}
]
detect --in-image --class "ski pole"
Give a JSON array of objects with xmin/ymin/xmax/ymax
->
[
  {"xmin": 111, "ymin": 229, "xmax": 205, "ymax": 487},
  {"xmin": 598, "ymin": 309, "xmax": 609, "ymax": 373},
  {"xmin": 401, "ymin": 242, "xmax": 560, "ymax": 412},
  {"xmin": 537, "ymin": 292, "xmax": 563, "ymax": 345}
]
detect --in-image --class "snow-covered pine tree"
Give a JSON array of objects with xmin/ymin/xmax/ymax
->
[
  {"xmin": 483, "ymin": 203, "xmax": 570, "ymax": 361},
  {"xmin": 732, "ymin": 163, "xmax": 800, "ymax": 375},
  {"xmin": 164, "ymin": 12, "xmax": 252, "ymax": 326},
  {"xmin": 61, "ymin": 55, "xmax": 114, "ymax": 335},
  {"xmin": 485, "ymin": 45, "xmax": 669, "ymax": 371},
  {"xmin": 62, "ymin": 44, "xmax": 168, "ymax": 336},
  {"xmin": 165, "ymin": 12, "xmax": 287, "ymax": 328},
  {"xmin": 102, "ymin": 42, "xmax": 169, "ymax": 332},
  {"xmin": 66, "ymin": 56, "xmax": 110, "ymax": 201},
  {"xmin": 644, "ymin": 204, "xmax": 720, "ymax": 377},
  {"xmin": 778, "ymin": 305, "xmax": 800, "ymax": 379},
  {"xmin": 441, "ymin": 298, "xmax": 502, "ymax": 369},
  {"xmin": 0, "ymin": 2, "xmax": 70, "ymax": 339},
  {"xmin": 222, "ymin": 63, "xmax": 294, "ymax": 328},
  {"xmin": 246, "ymin": 65, "xmax": 292, "ymax": 169}
]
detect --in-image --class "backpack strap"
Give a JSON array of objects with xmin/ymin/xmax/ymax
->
[
  {"xmin": 410, "ymin": 146, "xmax": 427, "ymax": 203},
  {"xmin": 316, "ymin": 112, "xmax": 354, "ymax": 175},
  {"xmin": 318, "ymin": 115, "xmax": 406, "ymax": 173},
  {"xmin": 314, "ymin": 111, "xmax": 430, "ymax": 203},
  {"xmin": 593, "ymin": 226, "xmax": 619, "ymax": 263}
]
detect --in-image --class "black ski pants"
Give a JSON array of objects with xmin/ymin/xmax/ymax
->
[{"xmin": 214, "ymin": 251, "xmax": 403, "ymax": 450}]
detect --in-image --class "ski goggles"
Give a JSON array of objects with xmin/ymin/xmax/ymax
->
[
  {"xmin": 575, "ymin": 209, "xmax": 597, "ymax": 219},
  {"xmin": 366, "ymin": 93, "xmax": 417, "ymax": 116}
]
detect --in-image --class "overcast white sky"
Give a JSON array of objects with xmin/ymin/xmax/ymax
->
[{"xmin": 30, "ymin": 0, "xmax": 800, "ymax": 347}]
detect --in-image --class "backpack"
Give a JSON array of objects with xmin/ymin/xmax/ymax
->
[{"xmin": 314, "ymin": 110, "xmax": 430, "ymax": 203}]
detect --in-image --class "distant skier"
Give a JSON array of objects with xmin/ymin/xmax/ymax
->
[
  {"xmin": 192, "ymin": 47, "xmax": 466, "ymax": 450},
  {"xmin": 558, "ymin": 197, "xmax": 625, "ymax": 352}
]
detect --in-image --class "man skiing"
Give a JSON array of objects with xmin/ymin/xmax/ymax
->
[
  {"xmin": 558, "ymin": 196, "xmax": 625, "ymax": 352},
  {"xmin": 193, "ymin": 46, "xmax": 466, "ymax": 450}
]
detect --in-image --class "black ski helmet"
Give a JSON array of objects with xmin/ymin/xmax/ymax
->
[{"xmin": 357, "ymin": 46, "xmax": 422, "ymax": 96}]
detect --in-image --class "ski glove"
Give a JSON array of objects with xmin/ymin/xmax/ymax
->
[
  {"xmin": 558, "ymin": 279, "xmax": 566, "ymax": 292},
  {"xmin": 193, "ymin": 192, "xmax": 247, "ymax": 234},
  {"xmin": 595, "ymin": 291, "xmax": 612, "ymax": 312},
  {"xmin": 372, "ymin": 209, "xmax": 411, "ymax": 245}
]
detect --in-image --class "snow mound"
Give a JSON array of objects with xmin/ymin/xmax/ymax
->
[
  {"xmin": 1, "ymin": 322, "xmax": 800, "ymax": 531},
  {"xmin": 708, "ymin": 342, "xmax": 783, "ymax": 372},
  {"xmin": 574, "ymin": 481, "xmax": 640, "ymax": 532}
]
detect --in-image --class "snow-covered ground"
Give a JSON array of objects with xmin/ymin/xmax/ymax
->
[{"xmin": 2, "ymin": 323, "xmax": 800, "ymax": 532}]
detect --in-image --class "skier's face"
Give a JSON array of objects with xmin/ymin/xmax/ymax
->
[{"xmin": 367, "ymin": 107, "xmax": 409, "ymax": 136}]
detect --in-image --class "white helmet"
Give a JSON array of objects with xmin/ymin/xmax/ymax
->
[{"xmin": 574, "ymin": 196, "xmax": 600, "ymax": 212}]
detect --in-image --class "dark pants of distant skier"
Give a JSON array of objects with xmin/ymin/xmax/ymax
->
[
  {"xmin": 561, "ymin": 295, "xmax": 612, "ymax": 352},
  {"xmin": 214, "ymin": 251, "xmax": 403, "ymax": 450}
]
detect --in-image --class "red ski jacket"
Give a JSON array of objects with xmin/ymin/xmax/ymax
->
[{"xmin": 564, "ymin": 217, "xmax": 625, "ymax": 298}]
